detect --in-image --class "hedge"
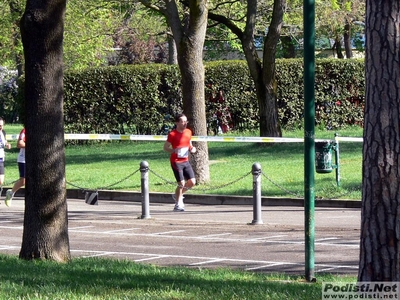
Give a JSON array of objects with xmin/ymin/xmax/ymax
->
[{"xmin": 18, "ymin": 58, "xmax": 365, "ymax": 134}]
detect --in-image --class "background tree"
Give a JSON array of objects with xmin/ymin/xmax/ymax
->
[
  {"xmin": 0, "ymin": 0, "xmax": 24, "ymax": 74},
  {"xmin": 141, "ymin": 0, "xmax": 210, "ymax": 183},
  {"xmin": 63, "ymin": 0, "xmax": 119, "ymax": 70},
  {"xmin": 277, "ymin": 0, "xmax": 366, "ymax": 59},
  {"xmin": 110, "ymin": 4, "xmax": 169, "ymax": 65},
  {"xmin": 8, "ymin": 0, "xmax": 24, "ymax": 75},
  {"xmin": 315, "ymin": 0, "xmax": 365, "ymax": 59},
  {"xmin": 0, "ymin": 0, "xmax": 123, "ymax": 71},
  {"xmin": 208, "ymin": 0, "xmax": 285, "ymax": 137},
  {"xmin": 358, "ymin": 1, "xmax": 400, "ymax": 281},
  {"xmin": 19, "ymin": 0, "xmax": 70, "ymax": 262}
]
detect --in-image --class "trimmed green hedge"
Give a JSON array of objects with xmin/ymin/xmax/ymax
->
[
  {"xmin": 277, "ymin": 59, "xmax": 364, "ymax": 130},
  {"xmin": 64, "ymin": 65, "xmax": 182, "ymax": 134},
  {"xmin": 18, "ymin": 59, "xmax": 365, "ymax": 134}
]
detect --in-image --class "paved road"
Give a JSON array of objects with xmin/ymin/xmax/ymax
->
[{"xmin": 0, "ymin": 197, "xmax": 360, "ymax": 275}]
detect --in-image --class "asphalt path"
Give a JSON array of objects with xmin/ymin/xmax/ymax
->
[{"xmin": 0, "ymin": 196, "xmax": 360, "ymax": 276}]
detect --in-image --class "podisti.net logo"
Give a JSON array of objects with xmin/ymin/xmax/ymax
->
[{"xmin": 322, "ymin": 282, "xmax": 399, "ymax": 299}]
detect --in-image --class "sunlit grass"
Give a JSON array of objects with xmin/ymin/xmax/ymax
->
[
  {"xmin": 0, "ymin": 254, "xmax": 357, "ymax": 300},
  {"xmin": 3, "ymin": 126, "xmax": 363, "ymax": 200}
]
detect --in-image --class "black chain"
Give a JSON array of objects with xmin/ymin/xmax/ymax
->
[
  {"xmin": 262, "ymin": 170, "xmax": 362, "ymax": 200},
  {"xmin": 148, "ymin": 169, "xmax": 193, "ymax": 191},
  {"xmin": 261, "ymin": 171, "xmax": 303, "ymax": 198},
  {"xmin": 149, "ymin": 168, "xmax": 252, "ymax": 192},
  {"xmin": 195, "ymin": 171, "xmax": 252, "ymax": 192},
  {"xmin": 64, "ymin": 166, "xmax": 361, "ymax": 200},
  {"xmin": 66, "ymin": 169, "xmax": 140, "ymax": 191}
]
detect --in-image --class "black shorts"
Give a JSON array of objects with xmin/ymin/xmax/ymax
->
[
  {"xmin": 18, "ymin": 162, "xmax": 25, "ymax": 178},
  {"xmin": 171, "ymin": 161, "xmax": 195, "ymax": 182},
  {"xmin": 0, "ymin": 161, "xmax": 4, "ymax": 175}
]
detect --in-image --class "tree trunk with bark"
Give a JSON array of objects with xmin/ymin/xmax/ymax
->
[
  {"xmin": 260, "ymin": 0, "xmax": 283, "ymax": 137},
  {"xmin": 358, "ymin": 0, "xmax": 400, "ymax": 281},
  {"xmin": 19, "ymin": 0, "xmax": 70, "ymax": 262},
  {"xmin": 209, "ymin": 0, "xmax": 284, "ymax": 137},
  {"xmin": 333, "ymin": 36, "xmax": 344, "ymax": 59},
  {"xmin": 167, "ymin": 34, "xmax": 178, "ymax": 65},
  {"xmin": 343, "ymin": 22, "xmax": 353, "ymax": 59},
  {"xmin": 166, "ymin": 0, "xmax": 210, "ymax": 183},
  {"xmin": 281, "ymin": 35, "xmax": 296, "ymax": 58}
]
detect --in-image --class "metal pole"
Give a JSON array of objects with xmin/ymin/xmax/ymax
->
[
  {"xmin": 304, "ymin": 0, "xmax": 316, "ymax": 282},
  {"xmin": 251, "ymin": 163, "xmax": 263, "ymax": 225},
  {"xmin": 140, "ymin": 161, "xmax": 151, "ymax": 219},
  {"xmin": 334, "ymin": 133, "xmax": 341, "ymax": 187}
]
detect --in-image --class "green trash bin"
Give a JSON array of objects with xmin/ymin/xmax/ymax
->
[{"xmin": 315, "ymin": 141, "xmax": 334, "ymax": 173}]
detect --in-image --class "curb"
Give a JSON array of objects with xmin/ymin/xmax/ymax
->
[
  {"xmin": 65, "ymin": 189, "xmax": 361, "ymax": 209},
  {"xmin": 9, "ymin": 188, "xmax": 361, "ymax": 209}
]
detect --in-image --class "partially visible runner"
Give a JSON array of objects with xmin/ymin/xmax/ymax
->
[
  {"xmin": 5, "ymin": 127, "xmax": 25, "ymax": 207},
  {"xmin": 163, "ymin": 113, "xmax": 196, "ymax": 212},
  {"xmin": 0, "ymin": 118, "xmax": 12, "ymax": 203}
]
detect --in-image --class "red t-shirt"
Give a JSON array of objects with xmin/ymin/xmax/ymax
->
[
  {"xmin": 167, "ymin": 128, "xmax": 192, "ymax": 163},
  {"xmin": 19, "ymin": 128, "xmax": 26, "ymax": 142}
]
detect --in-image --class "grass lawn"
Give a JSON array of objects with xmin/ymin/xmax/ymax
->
[
  {"xmin": 0, "ymin": 254, "xmax": 357, "ymax": 300},
  {"xmin": 1, "ymin": 125, "xmax": 362, "ymax": 299},
  {"xmin": 3, "ymin": 125, "xmax": 363, "ymax": 200}
]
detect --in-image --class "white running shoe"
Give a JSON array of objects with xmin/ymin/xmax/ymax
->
[
  {"xmin": 5, "ymin": 190, "xmax": 13, "ymax": 207},
  {"xmin": 173, "ymin": 204, "xmax": 185, "ymax": 212}
]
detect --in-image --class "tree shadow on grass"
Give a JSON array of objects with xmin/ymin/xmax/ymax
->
[{"xmin": 0, "ymin": 255, "xmax": 322, "ymax": 299}]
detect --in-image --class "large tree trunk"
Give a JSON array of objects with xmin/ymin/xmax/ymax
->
[
  {"xmin": 358, "ymin": 1, "xmax": 400, "ymax": 281},
  {"xmin": 208, "ymin": 0, "xmax": 284, "ymax": 138},
  {"xmin": 179, "ymin": 46, "xmax": 210, "ymax": 182},
  {"xmin": 260, "ymin": 0, "xmax": 284, "ymax": 137},
  {"xmin": 240, "ymin": 0, "xmax": 283, "ymax": 137},
  {"xmin": 166, "ymin": 0, "xmax": 210, "ymax": 183},
  {"xmin": 19, "ymin": 0, "xmax": 70, "ymax": 262}
]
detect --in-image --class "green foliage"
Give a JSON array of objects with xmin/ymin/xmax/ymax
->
[
  {"xmin": 276, "ymin": 58, "xmax": 365, "ymax": 130},
  {"xmin": 3, "ymin": 126, "xmax": 361, "ymax": 199},
  {"xmin": 64, "ymin": 64, "xmax": 182, "ymax": 135},
  {"xmin": 64, "ymin": 0, "xmax": 118, "ymax": 70},
  {"xmin": 63, "ymin": 61, "xmax": 258, "ymax": 136},
  {"xmin": 15, "ymin": 59, "xmax": 365, "ymax": 134},
  {"xmin": 205, "ymin": 61, "xmax": 258, "ymax": 132},
  {"xmin": 0, "ymin": 0, "xmax": 23, "ymax": 68},
  {"xmin": 111, "ymin": 7, "xmax": 169, "ymax": 65},
  {"xmin": 1, "ymin": 0, "xmax": 157, "ymax": 71},
  {"xmin": 0, "ymin": 66, "xmax": 19, "ymax": 122}
]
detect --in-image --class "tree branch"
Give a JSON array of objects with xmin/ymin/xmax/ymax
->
[{"xmin": 208, "ymin": 11, "xmax": 244, "ymax": 41}]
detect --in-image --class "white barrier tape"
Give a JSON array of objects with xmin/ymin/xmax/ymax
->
[
  {"xmin": 335, "ymin": 136, "xmax": 363, "ymax": 142},
  {"xmin": 5, "ymin": 134, "xmax": 20, "ymax": 140},
  {"xmin": 6, "ymin": 134, "xmax": 364, "ymax": 143},
  {"xmin": 63, "ymin": 134, "xmax": 304, "ymax": 143},
  {"xmin": 192, "ymin": 136, "xmax": 305, "ymax": 143}
]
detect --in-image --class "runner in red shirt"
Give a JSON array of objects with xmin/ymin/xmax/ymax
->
[{"xmin": 163, "ymin": 113, "xmax": 196, "ymax": 211}]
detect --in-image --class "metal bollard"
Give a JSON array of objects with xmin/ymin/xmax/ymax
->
[
  {"xmin": 251, "ymin": 162, "xmax": 263, "ymax": 225},
  {"xmin": 140, "ymin": 161, "xmax": 151, "ymax": 219}
]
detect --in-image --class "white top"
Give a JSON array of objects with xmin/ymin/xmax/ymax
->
[
  {"xmin": 17, "ymin": 130, "xmax": 25, "ymax": 163},
  {"xmin": 0, "ymin": 130, "xmax": 6, "ymax": 160}
]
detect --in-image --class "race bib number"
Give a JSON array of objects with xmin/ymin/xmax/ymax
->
[{"xmin": 177, "ymin": 147, "xmax": 189, "ymax": 158}]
